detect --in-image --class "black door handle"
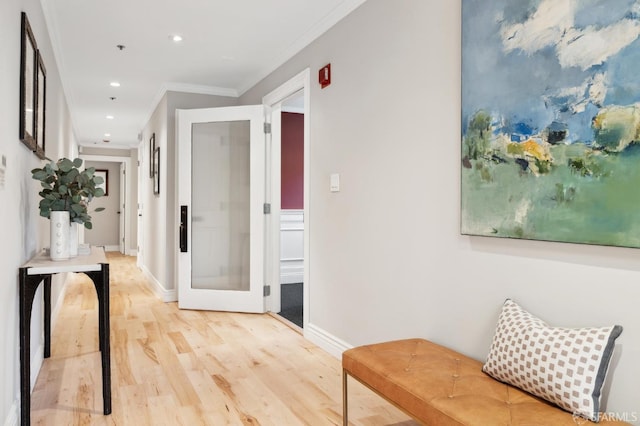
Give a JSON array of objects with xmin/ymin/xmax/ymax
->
[{"xmin": 180, "ymin": 205, "xmax": 188, "ymax": 252}]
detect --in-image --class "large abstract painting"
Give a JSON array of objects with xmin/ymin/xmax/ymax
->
[{"xmin": 462, "ymin": 0, "xmax": 640, "ymax": 248}]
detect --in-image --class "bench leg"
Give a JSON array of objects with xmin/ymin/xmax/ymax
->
[{"xmin": 343, "ymin": 369, "xmax": 348, "ymax": 426}]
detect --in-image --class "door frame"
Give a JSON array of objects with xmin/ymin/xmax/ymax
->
[
  {"xmin": 262, "ymin": 68, "xmax": 310, "ymax": 328},
  {"xmin": 119, "ymin": 162, "xmax": 126, "ymax": 253},
  {"xmin": 137, "ymin": 143, "xmax": 144, "ymax": 268},
  {"xmin": 79, "ymin": 154, "xmax": 133, "ymax": 255}
]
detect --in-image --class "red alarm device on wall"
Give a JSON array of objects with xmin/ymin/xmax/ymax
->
[{"xmin": 319, "ymin": 64, "xmax": 331, "ymax": 88}]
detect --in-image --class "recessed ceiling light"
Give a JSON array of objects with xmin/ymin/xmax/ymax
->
[
  {"xmin": 169, "ymin": 34, "xmax": 183, "ymax": 42},
  {"xmin": 106, "ymin": 115, "xmax": 114, "ymax": 120},
  {"xmin": 110, "ymin": 82, "xmax": 121, "ymax": 87},
  {"xmin": 104, "ymin": 133, "xmax": 111, "ymax": 137}
]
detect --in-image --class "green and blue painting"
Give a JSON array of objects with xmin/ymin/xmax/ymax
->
[{"xmin": 462, "ymin": 0, "xmax": 640, "ymax": 248}]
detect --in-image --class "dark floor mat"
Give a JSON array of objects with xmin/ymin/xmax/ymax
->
[{"xmin": 279, "ymin": 282, "xmax": 302, "ymax": 328}]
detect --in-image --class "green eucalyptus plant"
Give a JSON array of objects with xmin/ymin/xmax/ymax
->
[{"xmin": 31, "ymin": 158, "xmax": 105, "ymax": 229}]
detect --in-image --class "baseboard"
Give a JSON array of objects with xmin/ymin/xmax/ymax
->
[
  {"xmin": 304, "ymin": 323, "xmax": 352, "ymax": 359},
  {"xmin": 28, "ymin": 276, "xmax": 68, "ymax": 387},
  {"xmin": 129, "ymin": 249, "xmax": 138, "ymax": 256},
  {"xmin": 51, "ymin": 277, "xmax": 69, "ymax": 333},
  {"xmin": 31, "ymin": 342, "xmax": 44, "ymax": 391},
  {"xmin": 19, "ymin": 275, "xmax": 70, "ymax": 412},
  {"xmin": 4, "ymin": 399, "xmax": 20, "ymax": 426},
  {"xmin": 3, "ymin": 399, "xmax": 18, "ymax": 426},
  {"xmin": 104, "ymin": 245, "xmax": 120, "ymax": 252},
  {"xmin": 140, "ymin": 264, "xmax": 178, "ymax": 302},
  {"xmin": 9, "ymin": 274, "xmax": 69, "ymax": 426}
]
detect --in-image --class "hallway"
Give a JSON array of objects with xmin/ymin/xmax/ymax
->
[{"xmin": 29, "ymin": 253, "xmax": 415, "ymax": 425}]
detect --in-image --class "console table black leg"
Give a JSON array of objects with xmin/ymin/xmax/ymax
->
[
  {"xmin": 100, "ymin": 263, "xmax": 111, "ymax": 415},
  {"xmin": 19, "ymin": 269, "xmax": 46, "ymax": 426},
  {"xmin": 87, "ymin": 263, "xmax": 111, "ymax": 415},
  {"xmin": 43, "ymin": 276, "xmax": 51, "ymax": 358}
]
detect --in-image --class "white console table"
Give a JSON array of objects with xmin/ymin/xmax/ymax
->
[{"xmin": 19, "ymin": 246, "xmax": 111, "ymax": 425}]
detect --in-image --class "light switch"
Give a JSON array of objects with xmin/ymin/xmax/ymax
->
[{"xmin": 330, "ymin": 173, "xmax": 340, "ymax": 192}]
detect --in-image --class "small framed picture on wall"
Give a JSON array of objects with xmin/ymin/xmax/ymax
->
[
  {"xmin": 34, "ymin": 50, "xmax": 46, "ymax": 159},
  {"xmin": 153, "ymin": 147, "xmax": 160, "ymax": 195},
  {"xmin": 149, "ymin": 133, "xmax": 155, "ymax": 178},
  {"xmin": 19, "ymin": 12, "xmax": 37, "ymax": 152},
  {"xmin": 95, "ymin": 169, "xmax": 108, "ymax": 196}
]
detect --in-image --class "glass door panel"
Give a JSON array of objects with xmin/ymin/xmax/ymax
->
[{"xmin": 191, "ymin": 121, "xmax": 250, "ymax": 292}]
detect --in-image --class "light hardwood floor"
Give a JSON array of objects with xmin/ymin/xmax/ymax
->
[{"xmin": 30, "ymin": 253, "xmax": 417, "ymax": 425}]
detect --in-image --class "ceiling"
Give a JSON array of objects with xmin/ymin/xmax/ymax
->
[{"xmin": 41, "ymin": 0, "xmax": 366, "ymax": 149}]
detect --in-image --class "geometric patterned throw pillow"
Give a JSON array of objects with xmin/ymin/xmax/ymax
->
[{"xmin": 482, "ymin": 299, "xmax": 623, "ymax": 422}]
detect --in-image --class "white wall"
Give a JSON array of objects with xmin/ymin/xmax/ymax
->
[
  {"xmin": 1, "ymin": 0, "xmax": 77, "ymax": 422},
  {"xmin": 140, "ymin": 95, "xmax": 169, "ymax": 297},
  {"xmin": 239, "ymin": 0, "xmax": 640, "ymax": 419}
]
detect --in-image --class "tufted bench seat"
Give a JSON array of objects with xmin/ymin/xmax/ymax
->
[{"xmin": 342, "ymin": 338, "xmax": 629, "ymax": 425}]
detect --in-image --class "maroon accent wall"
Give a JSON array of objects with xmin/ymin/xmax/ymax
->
[{"xmin": 281, "ymin": 112, "xmax": 304, "ymax": 209}]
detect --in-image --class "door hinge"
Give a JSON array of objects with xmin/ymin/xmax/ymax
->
[
  {"xmin": 263, "ymin": 203, "xmax": 271, "ymax": 214},
  {"xmin": 264, "ymin": 122, "xmax": 271, "ymax": 134},
  {"xmin": 263, "ymin": 285, "xmax": 271, "ymax": 297}
]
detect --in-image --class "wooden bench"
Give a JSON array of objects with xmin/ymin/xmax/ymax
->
[{"xmin": 342, "ymin": 338, "xmax": 629, "ymax": 425}]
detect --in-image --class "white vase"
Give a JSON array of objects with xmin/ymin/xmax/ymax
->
[
  {"xmin": 50, "ymin": 211, "xmax": 70, "ymax": 261},
  {"xmin": 69, "ymin": 222, "xmax": 79, "ymax": 257}
]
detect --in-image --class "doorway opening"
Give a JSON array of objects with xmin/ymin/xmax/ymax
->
[
  {"xmin": 79, "ymin": 154, "xmax": 133, "ymax": 255},
  {"xmin": 262, "ymin": 68, "xmax": 310, "ymax": 331},
  {"xmin": 277, "ymin": 93, "xmax": 305, "ymax": 328}
]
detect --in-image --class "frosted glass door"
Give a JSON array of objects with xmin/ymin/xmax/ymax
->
[
  {"xmin": 177, "ymin": 106, "xmax": 265, "ymax": 312},
  {"xmin": 191, "ymin": 121, "xmax": 250, "ymax": 291}
]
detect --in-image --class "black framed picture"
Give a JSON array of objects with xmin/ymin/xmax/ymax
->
[
  {"xmin": 19, "ymin": 12, "xmax": 37, "ymax": 151},
  {"xmin": 153, "ymin": 147, "xmax": 160, "ymax": 195},
  {"xmin": 149, "ymin": 133, "xmax": 155, "ymax": 178},
  {"xmin": 34, "ymin": 50, "xmax": 46, "ymax": 159},
  {"xmin": 95, "ymin": 169, "xmax": 108, "ymax": 196}
]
